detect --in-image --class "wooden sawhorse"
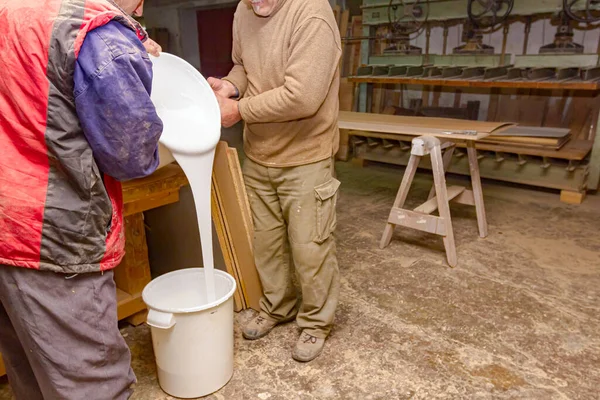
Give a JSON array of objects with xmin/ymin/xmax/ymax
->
[{"xmin": 380, "ymin": 136, "xmax": 488, "ymax": 267}]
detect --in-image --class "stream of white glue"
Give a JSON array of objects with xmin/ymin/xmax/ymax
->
[{"xmin": 149, "ymin": 53, "xmax": 222, "ymax": 304}]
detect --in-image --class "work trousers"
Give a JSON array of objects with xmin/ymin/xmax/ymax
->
[
  {"xmin": 243, "ymin": 157, "xmax": 341, "ymax": 338},
  {"xmin": 0, "ymin": 265, "xmax": 135, "ymax": 400}
]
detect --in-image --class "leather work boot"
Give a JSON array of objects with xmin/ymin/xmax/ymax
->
[
  {"xmin": 243, "ymin": 315, "xmax": 292, "ymax": 340},
  {"xmin": 292, "ymin": 331, "xmax": 325, "ymax": 362}
]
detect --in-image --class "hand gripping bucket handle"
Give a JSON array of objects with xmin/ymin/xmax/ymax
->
[{"xmin": 147, "ymin": 309, "xmax": 176, "ymax": 329}]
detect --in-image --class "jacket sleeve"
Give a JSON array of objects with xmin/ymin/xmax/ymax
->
[
  {"xmin": 74, "ymin": 21, "xmax": 163, "ymax": 182},
  {"xmin": 238, "ymin": 17, "xmax": 341, "ymax": 124}
]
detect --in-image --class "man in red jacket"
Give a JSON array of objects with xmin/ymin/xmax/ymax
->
[{"xmin": 0, "ymin": 0, "xmax": 163, "ymax": 398}]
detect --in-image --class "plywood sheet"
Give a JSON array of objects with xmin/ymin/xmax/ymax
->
[
  {"xmin": 211, "ymin": 180, "xmax": 245, "ymax": 311},
  {"xmin": 491, "ymin": 126, "xmax": 570, "ymax": 138},
  {"xmin": 339, "ymin": 111, "xmax": 513, "ymax": 140},
  {"xmin": 212, "ymin": 142, "xmax": 262, "ymax": 311}
]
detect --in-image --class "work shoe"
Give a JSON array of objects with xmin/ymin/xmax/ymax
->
[
  {"xmin": 243, "ymin": 315, "xmax": 291, "ymax": 340},
  {"xmin": 292, "ymin": 331, "xmax": 325, "ymax": 362}
]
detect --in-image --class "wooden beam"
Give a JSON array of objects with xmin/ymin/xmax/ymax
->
[
  {"xmin": 388, "ymin": 208, "xmax": 447, "ymax": 236},
  {"xmin": 211, "ymin": 181, "xmax": 246, "ymax": 312},
  {"xmin": 414, "ymin": 186, "xmax": 466, "ymax": 214},
  {"xmin": 113, "ymin": 213, "xmax": 152, "ymax": 296},
  {"xmin": 454, "ymin": 189, "xmax": 476, "ymax": 207},
  {"xmin": 122, "ymin": 164, "xmax": 188, "ymax": 206},
  {"xmin": 212, "ymin": 142, "xmax": 262, "ymax": 311},
  {"xmin": 560, "ymin": 190, "xmax": 586, "ymax": 204},
  {"xmin": 347, "ymin": 76, "xmax": 600, "ymax": 91},
  {"xmin": 123, "ymin": 191, "xmax": 179, "ymax": 217},
  {"xmin": 116, "ymin": 289, "xmax": 146, "ymax": 321}
]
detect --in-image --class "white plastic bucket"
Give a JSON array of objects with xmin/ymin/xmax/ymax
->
[{"xmin": 142, "ymin": 268, "xmax": 237, "ymax": 398}]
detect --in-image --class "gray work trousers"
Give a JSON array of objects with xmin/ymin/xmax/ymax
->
[{"xmin": 0, "ymin": 265, "xmax": 135, "ymax": 400}]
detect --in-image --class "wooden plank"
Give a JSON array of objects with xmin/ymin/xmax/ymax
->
[
  {"xmin": 339, "ymin": 111, "xmax": 513, "ymax": 140},
  {"xmin": 471, "ymin": 139, "xmax": 592, "ymax": 160},
  {"xmin": 428, "ymin": 146, "xmax": 455, "ymax": 200},
  {"xmin": 380, "ymin": 154, "xmax": 421, "ymax": 249},
  {"xmin": 347, "ymin": 76, "xmax": 600, "ymax": 91},
  {"xmin": 467, "ymin": 141, "xmax": 488, "ymax": 238},
  {"xmin": 126, "ymin": 310, "xmax": 149, "ymax": 327},
  {"xmin": 339, "ymin": 77, "xmax": 355, "ymax": 111},
  {"xmin": 491, "ymin": 126, "xmax": 571, "ymax": 138},
  {"xmin": 339, "ymin": 10, "xmax": 349, "ymax": 35},
  {"xmin": 339, "ymin": 9, "xmax": 350, "ymax": 71},
  {"xmin": 415, "ymin": 185, "xmax": 465, "ymax": 214},
  {"xmin": 211, "ymin": 180, "xmax": 246, "ymax": 311},
  {"xmin": 454, "ymin": 189, "xmax": 476, "ymax": 207},
  {"xmin": 122, "ymin": 164, "xmax": 188, "ymax": 206},
  {"xmin": 333, "ymin": 4, "xmax": 341, "ymax": 27},
  {"xmin": 350, "ymin": 16, "xmax": 362, "ymax": 76},
  {"xmin": 543, "ymin": 90, "xmax": 569, "ymax": 128},
  {"xmin": 560, "ymin": 190, "xmax": 586, "ymax": 204},
  {"xmin": 431, "ymin": 86, "xmax": 442, "ymax": 107},
  {"xmin": 116, "ymin": 289, "xmax": 147, "ymax": 321},
  {"xmin": 520, "ymin": 96, "xmax": 547, "ymax": 127},
  {"xmin": 123, "ymin": 190, "xmax": 179, "ymax": 217},
  {"xmin": 388, "ymin": 208, "xmax": 447, "ymax": 236},
  {"xmin": 372, "ymin": 84, "xmax": 385, "ymax": 113},
  {"xmin": 348, "ymin": 130, "xmax": 593, "ymax": 160},
  {"xmin": 227, "ymin": 148, "xmax": 254, "ymax": 249},
  {"xmin": 113, "ymin": 213, "xmax": 152, "ymax": 296},
  {"xmin": 213, "ymin": 142, "xmax": 262, "ymax": 311},
  {"xmin": 430, "ymin": 140, "xmax": 457, "ymax": 266},
  {"xmin": 487, "ymin": 88, "xmax": 501, "ymax": 122}
]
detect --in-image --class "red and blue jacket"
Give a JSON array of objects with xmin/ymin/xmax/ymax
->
[{"xmin": 0, "ymin": 0, "xmax": 163, "ymax": 273}]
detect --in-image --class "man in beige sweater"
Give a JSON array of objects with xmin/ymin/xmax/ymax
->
[{"xmin": 208, "ymin": 0, "xmax": 341, "ymax": 362}]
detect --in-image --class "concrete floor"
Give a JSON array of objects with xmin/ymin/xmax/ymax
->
[{"xmin": 1, "ymin": 160, "xmax": 599, "ymax": 399}]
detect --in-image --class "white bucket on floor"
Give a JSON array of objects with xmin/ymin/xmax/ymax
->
[{"xmin": 142, "ymin": 268, "xmax": 237, "ymax": 398}]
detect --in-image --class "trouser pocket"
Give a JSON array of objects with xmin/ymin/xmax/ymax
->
[{"xmin": 314, "ymin": 178, "xmax": 341, "ymax": 244}]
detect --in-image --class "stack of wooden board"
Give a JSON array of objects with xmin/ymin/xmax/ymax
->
[
  {"xmin": 211, "ymin": 141, "xmax": 262, "ymax": 312},
  {"xmin": 484, "ymin": 126, "xmax": 572, "ymax": 150}
]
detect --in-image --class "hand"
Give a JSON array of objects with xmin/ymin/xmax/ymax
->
[
  {"xmin": 216, "ymin": 94, "xmax": 242, "ymax": 128},
  {"xmin": 208, "ymin": 77, "xmax": 237, "ymax": 98},
  {"xmin": 144, "ymin": 38, "xmax": 162, "ymax": 57}
]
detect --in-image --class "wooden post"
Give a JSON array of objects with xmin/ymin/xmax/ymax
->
[
  {"xmin": 428, "ymin": 145, "xmax": 455, "ymax": 200},
  {"xmin": 466, "ymin": 141, "xmax": 488, "ymax": 238},
  {"xmin": 429, "ymin": 139, "xmax": 458, "ymax": 267},
  {"xmin": 380, "ymin": 153, "xmax": 421, "ymax": 249}
]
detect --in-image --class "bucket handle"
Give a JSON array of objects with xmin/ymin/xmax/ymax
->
[{"xmin": 147, "ymin": 309, "xmax": 176, "ymax": 329}]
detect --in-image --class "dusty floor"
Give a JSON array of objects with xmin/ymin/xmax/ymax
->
[{"xmin": 1, "ymin": 160, "xmax": 599, "ymax": 399}]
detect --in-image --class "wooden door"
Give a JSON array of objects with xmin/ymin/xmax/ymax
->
[{"xmin": 197, "ymin": 6, "xmax": 236, "ymax": 78}]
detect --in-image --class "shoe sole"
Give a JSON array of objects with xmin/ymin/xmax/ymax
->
[
  {"xmin": 292, "ymin": 346, "xmax": 324, "ymax": 363},
  {"xmin": 242, "ymin": 316, "xmax": 296, "ymax": 341}
]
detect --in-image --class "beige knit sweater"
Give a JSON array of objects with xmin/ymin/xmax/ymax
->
[{"xmin": 223, "ymin": 0, "xmax": 341, "ymax": 167}]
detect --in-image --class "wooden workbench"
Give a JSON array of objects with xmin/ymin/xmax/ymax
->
[
  {"xmin": 117, "ymin": 164, "xmax": 188, "ymax": 323},
  {"xmin": 0, "ymin": 165, "xmax": 188, "ymax": 379}
]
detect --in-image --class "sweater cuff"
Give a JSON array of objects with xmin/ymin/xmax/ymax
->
[
  {"xmin": 222, "ymin": 77, "xmax": 242, "ymax": 99},
  {"xmin": 238, "ymin": 97, "xmax": 251, "ymax": 124}
]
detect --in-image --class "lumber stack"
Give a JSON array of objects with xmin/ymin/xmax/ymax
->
[
  {"xmin": 484, "ymin": 126, "xmax": 572, "ymax": 150},
  {"xmin": 211, "ymin": 141, "xmax": 262, "ymax": 312}
]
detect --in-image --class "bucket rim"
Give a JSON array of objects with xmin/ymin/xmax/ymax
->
[{"xmin": 142, "ymin": 268, "xmax": 237, "ymax": 314}]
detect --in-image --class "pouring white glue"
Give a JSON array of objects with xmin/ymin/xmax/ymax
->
[
  {"xmin": 149, "ymin": 53, "xmax": 222, "ymax": 303},
  {"xmin": 141, "ymin": 53, "xmax": 237, "ymax": 399}
]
